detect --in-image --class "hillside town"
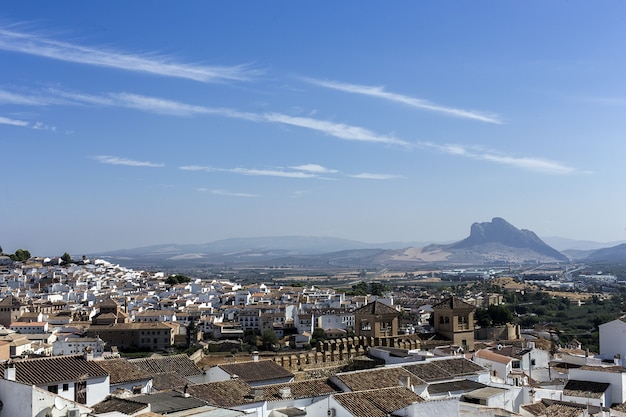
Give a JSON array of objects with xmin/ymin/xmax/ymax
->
[{"xmin": 0, "ymin": 254, "xmax": 625, "ymax": 417}]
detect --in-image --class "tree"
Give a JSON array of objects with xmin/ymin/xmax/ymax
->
[
  {"xmin": 311, "ymin": 327, "xmax": 326, "ymax": 346},
  {"xmin": 165, "ymin": 274, "xmax": 192, "ymax": 285},
  {"xmin": 261, "ymin": 330, "xmax": 279, "ymax": 351},
  {"xmin": 9, "ymin": 249, "xmax": 31, "ymax": 262},
  {"xmin": 487, "ymin": 305, "xmax": 514, "ymax": 325},
  {"xmin": 61, "ymin": 252, "xmax": 72, "ymax": 265},
  {"xmin": 476, "ymin": 305, "xmax": 514, "ymax": 327}
]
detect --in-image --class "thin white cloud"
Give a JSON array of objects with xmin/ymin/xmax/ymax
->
[
  {"xmin": 290, "ymin": 164, "xmax": 339, "ymax": 174},
  {"xmin": 423, "ymin": 142, "xmax": 577, "ymax": 175},
  {"xmin": 106, "ymin": 93, "xmax": 405, "ymax": 145},
  {"xmin": 180, "ymin": 165, "xmax": 218, "ymax": 172},
  {"xmin": 263, "ymin": 113, "xmax": 409, "ymax": 146},
  {"xmin": 0, "ymin": 115, "xmax": 56, "ymax": 131},
  {"xmin": 0, "ymin": 89, "xmax": 68, "ymax": 106},
  {"xmin": 6, "ymin": 87, "xmax": 579, "ymax": 175},
  {"xmin": 350, "ymin": 173, "xmax": 402, "ymax": 180},
  {"xmin": 302, "ymin": 77, "xmax": 502, "ymax": 124},
  {"xmin": 210, "ymin": 189, "xmax": 257, "ymax": 198},
  {"xmin": 180, "ymin": 165, "xmax": 318, "ymax": 178},
  {"xmin": 0, "ymin": 115, "xmax": 29, "ymax": 126},
  {"xmin": 94, "ymin": 155, "xmax": 164, "ymax": 168},
  {"xmin": 32, "ymin": 121, "xmax": 56, "ymax": 131},
  {"xmin": 229, "ymin": 167, "xmax": 317, "ymax": 178},
  {"xmin": 5, "ymin": 87, "xmax": 409, "ymax": 146},
  {"xmin": 0, "ymin": 26, "xmax": 260, "ymax": 83}
]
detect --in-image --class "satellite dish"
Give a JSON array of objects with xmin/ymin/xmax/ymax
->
[
  {"xmin": 497, "ymin": 344, "xmax": 503, "ymax": 351},
  {"xmin": 54, "ymin": 397, "xmax": 65, "ymax": 410}
]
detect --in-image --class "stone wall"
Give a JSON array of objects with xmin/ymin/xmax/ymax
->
[{"xmin": 272, "ymin": 334, "xmax": 423, "ymax": 372}]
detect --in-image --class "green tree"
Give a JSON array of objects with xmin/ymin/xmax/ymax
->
[
  {"xmin": 61, "ymin": 252, "xmax": 72, "ymax": 265},
  {"xmin": 9, "ymin": 249, "xmax": 31, "ymax": 262},
  {"xmin": 311, "ymin": 327, "xmax": 326, "ymax": 346},
  {"xmin": 165, "ymin": 274, "xmax": 192, "ymax": 285},
  {"xmin": 487, "ymin": 305, "xmax": 514, "ymax": 325},
  {"xmin": 476, "ymin": 305, "xmax": 514, "ymax": 327},
  {"xmin": 261, "ymin": 330, "xmax": 279, "ymax": 351}
]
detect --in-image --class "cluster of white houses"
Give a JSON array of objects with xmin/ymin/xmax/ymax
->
[{"xmin": 5, "ymin": 258, "xmax": 626, "ymax": 415}]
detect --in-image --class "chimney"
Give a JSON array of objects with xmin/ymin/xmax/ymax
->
[
  {"xmin": 252, "ymin": 351, "xmax": 259, "ymax": 362},
  {"xmin": 253, "ymin": 388, "xmax": 264, "ymax": 401},
  {"xmin": 84, "ymin": 346, "xmax": 94, "ymax": 361},
  {"xmin": 279, "ymin": 386, "xmax": 292, "ymax": 399},
  {"xmin": 4, "ymin": 361, "xmax": 15, "ymax": 381},
  {"xmin": 399, "ymin": 375, "xmax": 411, "ymax": 388}
]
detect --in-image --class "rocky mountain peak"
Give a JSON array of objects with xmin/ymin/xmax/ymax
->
[{"xmin": 448, "ymin": 217, "xmax": 568, "ymax": 262}]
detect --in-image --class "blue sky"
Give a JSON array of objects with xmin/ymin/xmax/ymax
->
[{"xmin": 2, "ymin": 2, "xmax": 626, "ymax": 255}]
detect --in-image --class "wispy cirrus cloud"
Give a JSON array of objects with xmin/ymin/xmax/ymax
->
[
  {"xmin": 290, "ymin": 164, "xmax": 339, "ymax": 174},
  {"xmin": 302, "ymin": 77, "xmax": 502, "ymax": 124},
  {"xmin": 180, "ymin": 165, "xmax": 317, "ymax": 178},
  {"xmin": 349, "ymin": 173, "xmax": 402, "ymax": 180},
  {"xmin": 33, "ymin": 88, "xmax": 406, "ymax": 145},
  {"xmin": 0, "ymin": 89, "xmax": 69, "ymax": 106},
  {"xmin": 0, "ymin": 115, "xmax": 29, "ymax": 127},
  {"xmin": 422, "ymin": 142, "xmax": 578, "ymax": 175},
  {"xmin": 208, "ymin": 189, "xmax": 257, "ymax": 198},
  {"xmin": 94, "ymin": 155, "xmax": 164, "ymax": 168},
  {"xmin": 263, "ymin": 112, "xmax": 408, "ymax": 146},
  {"xmin": 5, "ymin": 87, "xmax": 579, "ymax": 175},
  {"xmin": 0, "ymin": 26, "xmax": 260, "ymax": 83},
  {"xmin": 0, "ymin": 115, "xmax": 56, "ymax": 131}
]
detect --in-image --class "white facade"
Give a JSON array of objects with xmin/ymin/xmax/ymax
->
[
  {"xmin": 52, "ymin": 336, "xmax": 106, "ymax": 356},
  {"xmin": 316, "ymin": 310, "xmax": 355, "ymax": 331},
  {"xmin": 599, "ymin": 317, "xmax": 626, "ymax": 361},
  {"xmin": 37, "ymin": 374, "xmax": 110, "ymax": 407},
  {"xmin": 569, "ymin": 366, "xmax": 626, "ymax": 405},
  {"xmin": 0, "ymin": 378, "xmax": 91, "ymax": 417}
]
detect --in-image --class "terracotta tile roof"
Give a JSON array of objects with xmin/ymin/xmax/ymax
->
[
  {"xmin": 333, "ymin": 387, "xmax": 424, "ymax": 417},
  {"xmin": 217, "ymin": 360, "xmax": 294, "ymax": 383},
  {"xmin": 98, "ymin": 358, "xmax": 153, "ymax": 384},
  {"xmin": 187, "ymin": 378, "xmax": 338, "ymax": 408},
  {"xmin": 563, "ymin": 380, "xmax": 610, "ymax": 398},
  {"xmin": 612, "ymin": 402, "xmax": 626, "ymax": 413},
  {"xmin": 260, "ymin": 378, "xmax": 339, "ymax": 401},
  {"xmin": 521, "ymin": 401, "xmax": 586, "ymax": 417},
  {"xmin": 403, "ymin": 358, "xmax": 486, "ymax": 382},
  {"xmin": 474, "ymin": 349, "xmax": 513, "ymax": 365},
  {"xmin": 334, "ymin": 367, "xmax": 426, "ymax": 391},
  {"xmin": 91, "ymin": 396, "xmax": 149, "ymax": 415},
  {"xmin": 0, "ymin": 355, "xmax": 108, "ymax": 385},
  {"xmin": 579, "ymin": 365, "xmax": 624, "ymax": 373},
  {"xmin": 130, "ymin": 354, "xmax": 203, "ymax": 377},
  {"xmin": 187, "ymin": 379, "xmax": 255, "ymax": 407},
  {"xmin": 151, "ymin": 371, "xmax": 190, "ymax": 391},
  {"xmin": 432, "ymin": 297, "xmax": 475, "ymax": 311},
  {"xmin": 520, "ymin": 401, "xmax": 547, "ymax": 416},
  {"xmin": 353, "ymin": 301, "xmax": 399, "ymax": 316},
  {"xmin": 0, "ymin": 295, "xmax": 22, "ymax": 307}
]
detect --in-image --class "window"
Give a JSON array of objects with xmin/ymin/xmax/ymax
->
[
  {"xmin": 63, "ymin": 383, "xmax": 69, "ymax": 391},
  {"xmin": 48, "ymin": 385, "xmax": 58, "ymax": 394}
]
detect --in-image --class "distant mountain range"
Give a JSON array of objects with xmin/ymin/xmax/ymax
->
[{"xmin": 92, "ymin": 218, "xmax": 626, "ymax": 267}]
